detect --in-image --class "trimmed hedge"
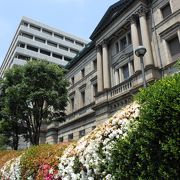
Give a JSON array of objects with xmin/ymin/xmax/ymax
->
[{"xmin": 108, "ymin": 73, "xmax": 180, "ymax": 179}]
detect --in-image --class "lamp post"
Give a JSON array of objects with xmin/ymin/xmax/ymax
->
[{"xmin": 134, "ymin": 46, "xmax": 147, "ymax": 88}]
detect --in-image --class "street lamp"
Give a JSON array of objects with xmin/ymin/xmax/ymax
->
[{"xmin": 134, "ymin": 46, "xmax": 147, "ymax": 88}]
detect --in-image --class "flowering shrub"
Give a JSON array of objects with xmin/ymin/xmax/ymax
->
[
  {"xmin": 0, "ymin": 150, "xmax": 23, "ymax": 179},
  {"xmin": 20, "ymin": 143, "xmax": 69, "ymax": 179},
  {"xmin": 0, "ymin": 150, "xmax": 22, "ymax": 169},
  {"xmin": 57, "ymin": 102, "xmax": 140, "ymax": 179},
  {"xmin": 108, "ymin": 73, "xmax": 180, "ymax": 179},
  {"xmin": 0, "ymin": 154, "xmax": 22, "ymax": 179},
  {"xmin": 0, "ymin": 102, "xmax": 140, "ymax": 179}
]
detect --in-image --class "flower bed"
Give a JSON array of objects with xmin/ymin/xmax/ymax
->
[
  {"xmin": 57, "ymin": 102, "xmax": 139, "ymax": 179},
  {"xmin": 0, "ymin": 102, "xmax": 139, "ymax": 179}
]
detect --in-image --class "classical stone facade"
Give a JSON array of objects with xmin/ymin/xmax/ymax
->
[
  {"xmin": 44, "ymin": 0, "xmax": 180, "ymax": 144},
  {"xmin": 0, "ymin": 17, "xmax": 88, "ymax": 78}
]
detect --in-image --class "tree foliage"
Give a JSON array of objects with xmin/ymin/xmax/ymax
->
[
  {"xmin": 108, "ymin": 73, "xmax": 180, "ymax": 179},
  {"xmin": 0, "ymin": 60, "xmax": 69, "ymax": 146}
]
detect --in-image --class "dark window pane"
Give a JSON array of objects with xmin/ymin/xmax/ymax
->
[
  {"xmin": 115, "ymin": 42, "xmax": 119, "ymax": 53},
  {"xmin": 71, "ymin": 97, "xmax": 74, "ymax": 111},
  {"xmin": 47, "ymin": 41, "xmax": 57, "ymax": 47},
  {"xmin": 161, "ymin": 3, "xmax": 172, "ymax": 19},
  {"xmin": 68, "ymin": 133, "xmax": 73, "ymax": 141},
  {"xmin": 64, "ymin": 56, "xmax": 72, "ymax": 62},
  {"xmin": 65, "ymin": 37, "xmax": 74, "ymax": 43},
  {"xmin": 22, "ymin": 33, "xmax": 33, "ymax": 39},
  {"xmin": 52, "ymin": 53, "xmax": 62, "ymax": 59},
  {"xmin": 71, "ymin": 77, "xmax": 74, "ymax": 85},
  {"xmin": 128, "ymin": 33, "xmax": 132, "ymax": 45},
  {"xmin": 42, "ymin": 29, "xmax": 52, "ymax": 35},
  {"xmin": 40, "ymin": 49, "xmax": 51, "ymax": 56},
  {"xmin": 168, "ymin": 36, "xmax": 180, "ymax": 61},
  {"xmin": 93, "ymin": 59, "xmax": 97, "ymax": 70},
  {"xmin": 35, "ymin": 37, "xmax": 46, "ymax": 43},
  {"xmin": 81, "ymin": 91, "xmax": 85, "ymax": 106},
  {"xmin": 54, "ymin": 33, "xmax": 63, "ymax": 39},
  {"xmin": 59, "ymin": 137, "xmax": 63, "ymax": 142},
  {"xmin": 81, "ymin": 68, "xmax": 85, "ymax": 78},
  {"xmin": 30, "ymin": 24, "xmax": 41, "ymax": 31},
  {"xmin": 122, "ymin": 64, "xmax": 129, "ymax": 80},
  {"xmin": 120, "ymin": 37, "xmax": 127, "ymax": 50},
  {"xmin": 27, "ymin": 45, "xmax": 38, "ymax": 52},
  {"xmin": 79, "ymin": 130, "xmax": 85, "ymax": 138}
]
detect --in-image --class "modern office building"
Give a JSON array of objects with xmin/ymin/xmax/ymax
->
[
  {"xmin": 44, "ymin": 0, "xmax": 180, "ymax": 144},
  {"xmin": 0, "ymin": 16, "xmax": 88, "ymax": 77}
]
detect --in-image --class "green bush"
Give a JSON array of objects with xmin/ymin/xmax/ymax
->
[{"xmin": 108, "ymin": 73, "xmax": 180, "ymax": 179}]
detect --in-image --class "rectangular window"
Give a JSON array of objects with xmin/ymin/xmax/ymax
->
[
  {"xmin": 70, "ymin": 49, "xmax": 79, "ymax": 54},
  {"xmin": 59, "ymin": 137, "xmax": 63, "ymax": 142},
  {"xmin": 68, "ymin": 133, "xmax": 73, "ymax": 141},
  {"xmin": 30, "ymin": 24, "xmax": 41, "ymax": 31},
  {"xmin": 75, "ymin": 41, "xmax": 84, "ymax": 47},
  {"xmin": 122, "ymin": 64, "xmax": 129, "ymax": 80},
  {"xmin": 71, "ymin": 97, "xmax": 74, "ymax": 111},
  {"xmin": 115, "ymin": 42, "xmax": 119, "ymax": 53},
  {"xmin": 71, "ymin": 77, "xmax": 74, "ymax": 85},
  {"xmin": 52, "ymin": 53, "xmax": 62, "ymax": 59},
  {"xmin": 64, "ymin": 56, "xmax": 72, "ymax": 62},
  {"xmin": 19, "ymin": 43, "xmax": 25, "ymax": 48},
  {"xmin": 93, "ymin": 83, "xmax": 98, "ymax": 98},
  {"xmin": 42, "ymin": 29, "xmax": 52, "ymax": 35},
  {"xmin": 81, "ymin": 68, "xmax": 85, "ymax": 78},
  {"xmin": 161, "ymin": 3, "xmax": 172, "ymax": 19},
  {"xmin": 59, "ymin": 44, "xmax": 68, "ymax": 51},
  {"xmin": 17, "ymin": 54, "xmax": 30, "ymax": 61},
  {"xmin": 167, "ymin": 35, "xmax": 180, "ymax": 61},
  {"xmin": 79, "ymin": 130, "xmax": 85, "ymax": 138},
  {"xmin": 120, "ymin": 37, "xmax": 127, "ymax": 50},
  {"xmin": 23, "ymin": 22, "xmax": 28, "ymax": 27},
  {"xmin": 93, "ymin": 59, "xmax": 97, "ymax": 71},
  {"xmin": 21, "ymin": 33, "xmax": 33, "ymax": 39},
  {"xmin": 128, "ymin": 33, "xmax": 132, "ymax": 45},
  {"xmin": 65, "ymin": 37, "xmax": 74, "ymax": 43},
  {"xmin": 40, "ymin": 49, "xmax": 51, "ymax": 56},
  {"xmin": 35, "ymin": 37, "xmax": 46, "ymax": 43},
  {"xmin": 81, "ymin": 91, "xmax": 85, "ymax": 106},
  {"xmin": 47, "ymin": 41, "xmax": 57, "ymax": 47},
  {"xmin": 27, "ymin": 45, "xmax": 38, "ymax": 52},
  {"xmin": 54, "ymin": 33, "xmax": 63, "ymax": 39}
]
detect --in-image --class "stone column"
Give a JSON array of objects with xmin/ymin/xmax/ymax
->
[
  {"xmin": 102, "ymin": 41, "xmax": 110, "ymax": 89},
  {"xmin": 128, "ymin": 62, "xmax": 133, "ymax": 76},
  {"xmin": 177, "ymin": 29, "xmax": 180, "ymax": 43},
  {"xmin": 130, "ymin": 16, "xmax": 141, "ymax": 72},
  {"xmin": 97, "ymin": 45, "xmax": 103, "ymax": 92},
  {"xmin": 119, "ymin": 68, "xmax": 123, "ymax": 83},
  {"xmin": 139, "ymin": 11, "xmax": 154, "ymax": 67},
  {"xmin": 114, "ymin": 69, "xmax": 120, "ymax": 85}
]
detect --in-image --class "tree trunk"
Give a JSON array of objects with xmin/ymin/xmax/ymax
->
[
  {"xmin": 30, "ymin": 128, "xmax": 40, "ymax": 145},
  {"xmin": 12, "ymin": 129, "xmax": 19, "ymax": 150}
]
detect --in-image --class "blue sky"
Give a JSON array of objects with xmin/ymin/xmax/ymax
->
[{"xmin": 0, "ymin": 0, "xmax": 118, "ymax": 66}]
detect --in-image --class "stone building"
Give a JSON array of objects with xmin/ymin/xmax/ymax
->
[
  {"xmin": 45, "ymin": 0, "xmax": 180, "ymax": 144},
  {"xmin": 0, "ymin": 16, "xmax": 88, "ymax": 78}
]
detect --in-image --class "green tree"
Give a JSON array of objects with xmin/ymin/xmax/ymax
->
[
  {"xmin": 0, "ymin": 87, "xmax": 27, "ymax": 150},
  {"xmin": 0, "ymin": 134, "xmax": 8, "ymax": 150},
  {"xmin": 0, "ymin": 60, "xmax": 69, "ymax": 146}
]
